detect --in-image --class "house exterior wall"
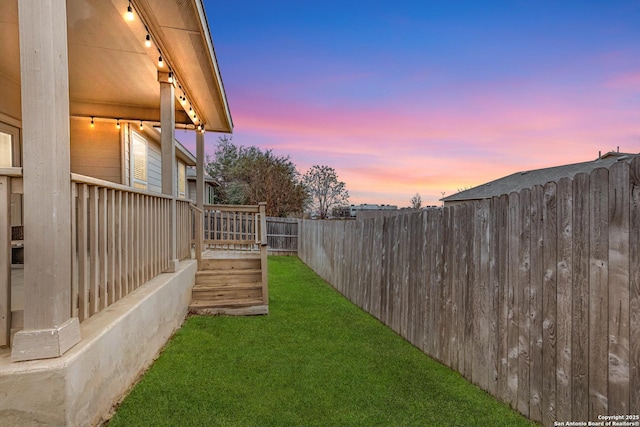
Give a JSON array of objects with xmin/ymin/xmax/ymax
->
[
  {"xmin": 188, "ymin": 180, "xmax": 196, "ymax": 202},
  {"xmin": 187, "ymin": 180, "xmax": 216, "ymax": 204},
  {"xmin": 70, "ymin": 118, "xmax": 121, "ymax": 184},
  {"xmin": 0, "ymin": 86, "xmax": 20, "ymax": 125},
  {"xmin": 147, "ymin": 140, "xmax": 162, "ymax": 193}
]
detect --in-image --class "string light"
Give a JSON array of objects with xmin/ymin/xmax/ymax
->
[
  {"xmin": 180, "ymin": 95, "xmax": 186, "ymax": 105},
  {"xmin": 158, "ymin": 56, "xmax": 164, "ymax": 68},
  {"xmin": 168, "ymin": 72, "xmax": 173, "ymax": 84},
  {"xmin": 116, "ymin": 119, "xmax": 121, "ymax": 130},
  {"xmin": 139, "ymin": 121, "xmax": 144, "ymax": 130},
  {"xmin": 145, "ymin": 34, "xmax": 151, "ymax": 48},
  {"xmin": 90, "ymin": 116, "xmax": 95, "ymax": 128},
  {"xmin": 125, "ymin": 1, "xmax": 134, "ymax": 21}
]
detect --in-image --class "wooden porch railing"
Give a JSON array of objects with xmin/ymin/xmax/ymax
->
[
  {"xmin": 71, "ymin": 174, "xmax": 192, "ymax": 322},
  {"xmin": 0, "ymin": 167, "xmax": 22, "ymax": 347},
  {"xmin": 199, "ymin": 204, "xmax": 265, "ymax": 250}
]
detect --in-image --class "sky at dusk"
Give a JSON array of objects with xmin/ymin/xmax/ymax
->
[{"xmin": 186, "ymin": 0, "xmax": 640, "ymax": 207}]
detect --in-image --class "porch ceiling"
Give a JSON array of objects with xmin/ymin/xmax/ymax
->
[{"xmin": 0, "ymin": 0, "xmax": 232, "ymax": 133}]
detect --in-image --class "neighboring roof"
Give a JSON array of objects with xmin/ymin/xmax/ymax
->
[
  {"xmin": 186, "ymin": 167, "xmax": 218, "ymax": 185},
  {"xmin": 442, "ymin": 151, "xmax": 639, "ymax": 202},
  {"xmin": 175, "ymin": 140, "xmax": 197, "ymax": 166}
]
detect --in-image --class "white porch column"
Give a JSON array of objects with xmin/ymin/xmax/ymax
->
[
  {"xmin": 159, "ymin": 73, "xmax": 178, "ymax": 272},
  {"xmin": 196, "ymin": 132, "xmax": 204, "ymax": 211},
  {"xmin": 12, "ymin": 0, "xmax": 81, "ymax": 361},
  {"xmin": 195, "ymin": 131, "xmax": 204, "ymax": 263}
]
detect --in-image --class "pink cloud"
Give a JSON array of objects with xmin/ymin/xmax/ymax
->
[
  {"xmin": 204, "ymin": 76, "xmax": 640, "ymax": 208},
  {"xmin": 606, "ymin": 72, "xmax": 640, "ymax": 91}
]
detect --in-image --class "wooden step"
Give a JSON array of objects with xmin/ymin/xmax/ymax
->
[
  {"xmin": 189, "ymin": 302, "xmax": 268, "ymax": 316},
  {"xmin": 193, "ymin": 281, "xmax": 262, "ymax": 289},
  {"xmin": 189, "ymin": 297, "xmax": 264, "ymax": 309},
  {"xmin": 195, "ymin": 270, "xmax": 262, "ymax": 286},
  {"xmin": 192, "ymin": 286, "xmax": 262, "ymax": 302},
  {"xmin": 199, "ymin": 257, "xmax": 261, "ymax": 271}
]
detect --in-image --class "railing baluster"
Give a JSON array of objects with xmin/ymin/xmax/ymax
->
[
  {"xmin": 77, "ymin": 184, "xmax": 89, "ymax": 321},
  {"xmin": 107, "ymin": 189, "xmax": 115, "ymax": 306},
  {"xmin": 88, "ymin": 185, "xmax": 99, "ymax": 316},
  {"xmin": 115, "ymin": 190, "xmax": 122, "ymax": 301},
  {"xmin": 98, "ymin": 187, "xmax": 108, "ymax": 310},
  {"xmin": 70, "ymin": 182, "xmax": 78, "ymax": 319}
]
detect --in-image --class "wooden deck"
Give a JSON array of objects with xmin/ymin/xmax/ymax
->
[{"xmin": 189, "ymin": 250, "xmax": 268, "ymax": 316}]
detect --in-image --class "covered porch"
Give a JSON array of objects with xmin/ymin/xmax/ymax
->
[{"xmin": 0, "ymin": 0, "xmax": 260, "ymax": 425}]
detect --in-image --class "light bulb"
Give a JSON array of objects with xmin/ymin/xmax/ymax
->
[
  {"xmin": 139, "ymin": 121, "xmax": 143, "ymax": 130},
  {"xmin": 125, "ymin": 3, "xmax": 134, "ymax": 21},
  {"xmin": 180, "ymin": 96, "xmax": 186, "ymax": 105},
  {"xmin": 168, "ymin": 72, "xmax": 173, "ymax": 83},
  {"xmin": 116, "ymin": 119, "xmax": 121, "ymax": 130},
  {"xmin": 158, "ymin": 56, "xmax": 164, "ymax": 68},
  {"xmin": 145, "ymin": 34, "xmax": 151, "ymax": 48},
  {"xmin": 90, "ymin": 117, "xmax": 95, "ymax": 128}
]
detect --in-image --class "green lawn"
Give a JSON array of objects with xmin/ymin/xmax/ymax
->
[{"xmin": 109, "ymin": 256, "xmax": 535, "ymax": 427}]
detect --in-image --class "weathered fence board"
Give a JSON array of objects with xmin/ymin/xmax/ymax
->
[
  {"xmin": 589, "ymin": 168, "xmax": 609, "ymax": 419},
  {"xmin": 542, "ymin": 181, "xmax": 558, "ymax": 426},
  {"xmin": 297, "ymin": 160, "xmax": 639, "ymax": 426},
  {"xmin": 572, "ymin": 173, "xmax": 590, "ymax": 422},
  {"xmin": 510, "ymin": 189, "xmax": 524, "ymax": 412},
  {"xmin": 608, "ymin": 162, "xmax": 630, "ymax": 415},
  {"xmin": 517, "ymin": 188, "xmax": 531, "ymax": 417},
  {"xmin": 556, "ymin": 177, "xmax": 573, "ymax": 422},
  {"xmin": 630, "ymin": 157, "xmax": 640, "ymax": 413},
  {"xmin": 530, "ymin": 185, "xmax": 543, "ymax": 421}
]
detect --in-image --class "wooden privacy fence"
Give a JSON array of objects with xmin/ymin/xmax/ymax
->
[
  {"xmin": 298, "ymin": 159, "xmax": 640, "ymax": 427},
  {"xmin": 266, "ymin": 217, "xmax": 298, "ymax": 255}
]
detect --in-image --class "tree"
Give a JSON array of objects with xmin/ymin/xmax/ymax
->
[
  {"xmin": 205, "ymin": 136, "xmax": 307, "ymax": 216},
  {"xmin": 302, "ymin": 165, "xmax": 349, "ymax": 219},
  {"xmin": 410, "ymin": 193, "xmax": 422, "ymax": 209}
]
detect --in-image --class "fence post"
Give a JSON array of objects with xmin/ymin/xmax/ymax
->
[{"xmin": 259, "ymin": 202, "xmax": 268, "ymax": 305}]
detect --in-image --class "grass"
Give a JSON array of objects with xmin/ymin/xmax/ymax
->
[{"xmin": 109, "ymin": 256, "xmax": 536, "ymax": 427}]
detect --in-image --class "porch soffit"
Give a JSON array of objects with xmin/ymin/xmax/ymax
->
[{"xmin": 0, "ymin": 0, "xmax": 232, "ymax": 133}]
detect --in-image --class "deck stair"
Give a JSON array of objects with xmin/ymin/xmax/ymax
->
[
  {"xmin": 190, "ymin": 255, "xmax": 268, "ymax": 315},
  {"xmin": 189, "ymin": 203, "xmax": 269, "ymax": 316}
]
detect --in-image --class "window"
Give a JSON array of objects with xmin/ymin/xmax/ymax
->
[
  {"xmin": 207, "ymin": 185, "xmax": 215, "ymax": 204},
  {"xmin": 0, "ymin": 132, "xmax": 11, "ymax": 167},
  {"xmin": 131, "ymin": 131, "xmax": 147, "ymax": 190},
  {"xmin": 0, "ymin": 122, "xmax": 20, "ymax": 167}
]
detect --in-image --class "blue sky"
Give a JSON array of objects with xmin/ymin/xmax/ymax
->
[{"xmin": 195, "ymin": 0, "xmax": 640, "ymax": 206}]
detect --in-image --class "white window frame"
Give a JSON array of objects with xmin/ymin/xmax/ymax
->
[
  {"xmin": 177, "ymin": 161, "xmax": 186, "ymax": 199},
  {"xmin": 0, "ymin": 122, "xmax": 21, "ymax": 167}
]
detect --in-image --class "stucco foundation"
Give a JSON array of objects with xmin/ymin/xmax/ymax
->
[{"xmin": 0, "ymin": 259, "xmax": 196, "ymax": 427}]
